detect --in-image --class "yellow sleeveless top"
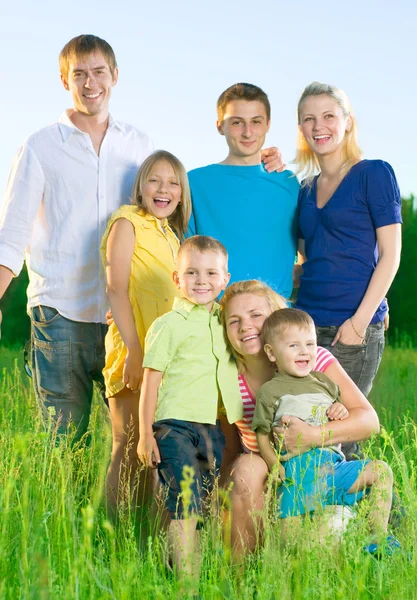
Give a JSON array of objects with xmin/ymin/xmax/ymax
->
[{"xmin": 100, "ymin": 205, "xmax": 180, "ymax": 397}]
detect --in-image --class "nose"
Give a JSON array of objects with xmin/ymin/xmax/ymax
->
[
  {"xmin": 239, "ymin": 318, "xmax": 251, "ymax": 332},
  {"xmin": 299, "ymin": 344, "xmax": 309, "ymax": 355},
  {"xmin": 157, "ymin": 179, "xmax": 168, "ymax": 193},
  {"xmin": 84, "ymin": 73, "xmax": 97, "ymax": 89},
  {"xmin": 242, "ymin": 122, "xmax": 252, "ymax": 138}
]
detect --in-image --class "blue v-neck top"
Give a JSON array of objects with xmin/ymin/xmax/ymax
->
[{"xmin": 295, "ymin": 160, "xmax": 402, "ymax": 326}]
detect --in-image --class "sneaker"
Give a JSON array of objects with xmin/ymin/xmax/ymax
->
[{"xmin": 364, "ymin": 535, "xmax": 402, "ymax": 558}]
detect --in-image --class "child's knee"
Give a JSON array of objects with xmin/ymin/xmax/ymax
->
[{"xmin": 369, "ymin": 460, "xmax": 393, "ymax": 486}]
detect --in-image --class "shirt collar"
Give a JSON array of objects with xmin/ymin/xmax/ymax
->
[
  {"xmin": 58, "ymin": 110, "xmax": 127, "ymax": 142},
  {"xmin": 137, "ymin": 208, "xmax": 169, "ymax": 229},
  {"xmin": 172, "ymin": 296, "xmax": 220, "ymax": 318}
]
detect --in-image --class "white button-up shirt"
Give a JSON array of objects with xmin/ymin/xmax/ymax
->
[{"xmin": 0, "ymin": 110, "xmax": 153, "ymax": 323}]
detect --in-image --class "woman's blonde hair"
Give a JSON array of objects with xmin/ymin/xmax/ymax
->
[
  {"xmin": 220, "ymin": 280, "xmax": 287, "ymax": 371},
  {"xmin": 131, "ymin": 150, "xmax": 191, "ymax": 241},
  {"xmin": 295, "ymin": 82, "xmax": 362, "ymax": 186}
]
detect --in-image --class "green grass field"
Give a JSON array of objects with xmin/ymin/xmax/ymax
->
[{"xmin": 0, "ymin": 345, "xmax": 416, "ymax": 599}]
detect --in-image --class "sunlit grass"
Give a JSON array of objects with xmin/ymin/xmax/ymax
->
[{"xmin": 0, "ymin": 344, "xmax": 416, "ymax": 599}]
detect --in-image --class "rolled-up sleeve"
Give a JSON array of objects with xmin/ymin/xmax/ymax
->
[{"xmin": 0, "ymin": 143, "xmax": 45, "ymax": 276}]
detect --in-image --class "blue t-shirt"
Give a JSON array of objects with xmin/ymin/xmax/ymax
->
[
  {"xmin": 188, "ymin": 164, "xmax": 299, "ymax": 299},
  {"xmin": 295, "ymin": 160, "xmax": 402, "ymax": 326}
]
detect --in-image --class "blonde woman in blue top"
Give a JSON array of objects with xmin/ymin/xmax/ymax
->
[{"xmin": 294, "ymin": 82, "xmax": 402, "ymax": 458}]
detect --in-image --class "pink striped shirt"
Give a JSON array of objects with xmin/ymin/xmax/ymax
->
[{"xmin": 236, "ymin": 346, "xmax": 337, "ymax": 454}]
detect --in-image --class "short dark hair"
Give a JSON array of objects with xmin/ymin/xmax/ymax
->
[
  {"xmin": 59, "ymin": 34, "xmax": 117, "ymax": 79},
  {"xmin": 177, "ymin": 235, "xmax": 228, "ymax": 266},
  {"xmin": 217, "ymin": 83, "xmax": 271, "ymax": 122},
  {"xmin": 262, "ymin": 308, "xmax": 315, "ymax": 346}
]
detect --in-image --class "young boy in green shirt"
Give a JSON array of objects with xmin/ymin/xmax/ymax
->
[{"xmin": 138, "ymin": 235, "xmax": 241, "ymax": 584}]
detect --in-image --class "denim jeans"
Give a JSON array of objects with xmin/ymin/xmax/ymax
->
[
  {"xmin": 31, "ymin": 305, "xmax": 107, "ymax": 442},
  {"xmin": 316, "ymin": 322, "xmax": 385, "ymax": 460}
]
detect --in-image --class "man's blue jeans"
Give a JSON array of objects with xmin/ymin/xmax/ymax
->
[{"xmin": 31, "ymin": 305, "xmax": 107, "ymax": 442}]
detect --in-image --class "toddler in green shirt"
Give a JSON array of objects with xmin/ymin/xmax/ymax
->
[{"xmin": 138, "ymin": 235, "xmax": 242, "ymax": 584}]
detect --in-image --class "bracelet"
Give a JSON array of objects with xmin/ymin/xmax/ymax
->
[{"xmin": 350, "ymin": 317, "xmax": 365, "ymax": 341}]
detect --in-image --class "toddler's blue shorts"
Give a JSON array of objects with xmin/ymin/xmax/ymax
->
[{"xmin": 280, "ymin": 448, "xmax": 370, "ymax": 518}]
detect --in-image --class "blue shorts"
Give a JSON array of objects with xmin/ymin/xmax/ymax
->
[
  {"xmin": 280, "ymin": 448, "xmax": 369, "ymax": 518},
  {"xmin": 153, "ymin": 419, "xmax": 225, "ymax": 519}
]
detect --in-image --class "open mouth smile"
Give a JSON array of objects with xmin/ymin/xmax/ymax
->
[
  {"xmin": 241, "ymin": 334, "xmax": 259, "ymax": 342},
  {"xmin": 153, "ymin": 197, "xmax": 171, "ymax": 208}
]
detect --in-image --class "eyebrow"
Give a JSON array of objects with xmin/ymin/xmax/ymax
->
[
  {"xmin": 229, "ymin": 115, "xmax": 265, "ymax": 120},
  {"xmin": 72, "ymin": 65, "xmax": 109, "ymax": 74}
]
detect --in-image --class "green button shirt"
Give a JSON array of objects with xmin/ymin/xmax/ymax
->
[{"xmin": 143, "ymin": 297, "xmax": 242, "ymax": 425}]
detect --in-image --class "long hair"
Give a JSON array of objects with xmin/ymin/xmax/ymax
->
[
  {"xmin": 131, "ymin": 150, "xmax": 191, "ymax": 241},
  {"xmin": 220, "ymin": 280, "xmax": 287, "ymax": 372},
  {"xmin": 295, "ymin": 82, "xmax": 362, "ymax": 186}
]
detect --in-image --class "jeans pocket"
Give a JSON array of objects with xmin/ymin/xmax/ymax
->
[
  {"xmin": 32, "ymin": 338, "xmax": 72, "ymax": 396},
  {"xmin": 32, "ymin": 306, "xmax": 61, "ymax": 325}
]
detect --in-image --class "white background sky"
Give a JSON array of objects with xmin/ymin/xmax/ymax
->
[{"xmin": 1, "ymin": 0, "xmax": 416, "ymax": 200}]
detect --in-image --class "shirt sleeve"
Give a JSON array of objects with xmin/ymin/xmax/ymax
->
[
  {"xmin": 252, "ymin": 388, "xmax": 276, "ymax": 433},
  {"xmin": 0, "ymin": 143, "xmax": 45, "ymax": 276},
  {"xmin": 363, "ymin": 160, "xmax": 402, "ymax": 229},
  {"xmin": 314, "ymin": 346, "xmax": 337, "ymax": 372},
  {"xmin": 143, "ymin": 317, "xmax": 177, "ymax": 372}
]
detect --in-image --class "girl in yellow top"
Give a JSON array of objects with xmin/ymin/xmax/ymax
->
[{"xmin": 100, "ymin": 150, "xmax": 191, "ymax": 516}]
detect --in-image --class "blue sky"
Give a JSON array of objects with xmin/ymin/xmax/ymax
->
[{"xmin": 1, "ymin": 0, "xmax": 416, "ymax": 198}]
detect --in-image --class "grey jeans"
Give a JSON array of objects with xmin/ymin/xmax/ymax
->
[
  {"xmin": 31, "ymin": 305, "xmax": 108, "ymax": 443},
  {"xmin": 316, "ymin": 322, "xmax": 385, "ymax": 459}
]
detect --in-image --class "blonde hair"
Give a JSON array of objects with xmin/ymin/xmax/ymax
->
[
  {"xmin": 177, "ymin": 235, "xmax": 228, "ymax": 266},
  {"xmin": 295, "ymin": 82, "xmax": 362, "ymax": 186},
  {"xmin": 262, "ymin": 308, "xmax": 315, "ymax": 346},
  {"xmin": 131, "ymin": 151, "xmax": 191, "ymax": 241},
  {"xmin": 220, "ymin": 280, "xmax": 287, "ymax": 371}
]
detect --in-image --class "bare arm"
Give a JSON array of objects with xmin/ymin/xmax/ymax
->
[
  {"xmin": 105, "ymin": 218, "xmax": 143, "ymax": 392},
  {"xmin": 293, "ymin": 239, "xmax": 306, "ymax": 289},
  {"xmin": 137, "ymin": 368, "xmax": 163, "ymax": 468},
  {"xmin": 333, "ymin": 224, "xmax": 401, "ymax": 345},
  {"xmin": 256, "ymin": 431, "xmax": 285, "ymax": 481},
  {"xmin": 275, "ymin": 360, "xmax": 380, "ymax": 457}
]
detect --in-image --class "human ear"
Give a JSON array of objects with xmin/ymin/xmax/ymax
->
[
  {"xmin": 112, "ymin": 67, "xmax": 119, "ymax": 86},
  {"xmin": 345, "ymin": 115, "xmax": 352, "ymax": 132},
  {"xmin": 222, "ymin": 271, "xmax": 231, "ymax": 290},
  {"xmin": 172, "ymin": 271, "xmax": 180, "ymax": 289},
  {"xmin": 60, "ymin": 73, "xmax": 70, "ymax": 91},
  {"xmin": 264, "ymin": 344, "xmax": 276, "ymax": 363},
  {"xmin": 216, "ymin": 120, "xmax": 224, "ymax": 136}
]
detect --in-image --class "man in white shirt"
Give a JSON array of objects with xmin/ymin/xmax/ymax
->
[{"xmin": 0, "ymin": 34, "xmax": 153, "ymax": 441}]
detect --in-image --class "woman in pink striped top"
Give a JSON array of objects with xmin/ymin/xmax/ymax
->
[{"xmin": 220, "ymin": 280, "xmax": 379, "ymax": 562}]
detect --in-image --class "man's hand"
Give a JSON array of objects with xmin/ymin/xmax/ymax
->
[
  {"xmin": 261, "ymin": 147, "xmax": 286, "ymax": 173},
  {"xmin": 105, "ymin": 308, "xmax": 114, "ymax": 326},
  {"xmin": 137, "ymin": 435, "xmax": 160, "ymax": 468}
]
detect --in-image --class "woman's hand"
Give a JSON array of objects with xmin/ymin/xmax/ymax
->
[
  {"xmin": 260, "ymin": 147, "xmax": 286, "ymax": 173},
  {"xmin": 137, "ymin": 435, "xmax": 160, "ymax": 468},
  {"xmin": 273, "ymin": 415, "xmax": 318, "ymax": 459},
  {"xmin": 123, "ymin": 347, "xmax": 144, "ymax": 392},
  {"xmin": 331, "ymin": 317, "xmax": 367, "ymax": 346},
  {"xmin": 326, "ymin": 402, "xmax": 349, "ymax": 421}
]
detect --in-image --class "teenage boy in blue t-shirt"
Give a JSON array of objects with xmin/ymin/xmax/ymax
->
[{"xmin": 188, "ymin": 83, "xmax": 299, "ymax": 300}]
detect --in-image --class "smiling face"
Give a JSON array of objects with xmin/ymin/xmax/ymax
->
[
  {"xmin": 298, "ymin": 94, "xmax": 351, "ymax": 159},
  {"xmin": 61, "ymin": 51, "xmax": 118, "ymax": 118},
  {"xmin": 217, "ymin": 100, "xmax": 270, "ymax": 165},
  {"xmin": 225, "ymin": 293, "xmax": 273, "ymax": 358},
  {"xmin": 173, "ymin": 249, "xmax": 230, "ymax": 311},
  {"xmin": 140, "ymin": 159, "xmax": 182, "ymax": 221},
  {"xmin": 264, "ymin": 324, "xmax": 317, "ymax": 378}
]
